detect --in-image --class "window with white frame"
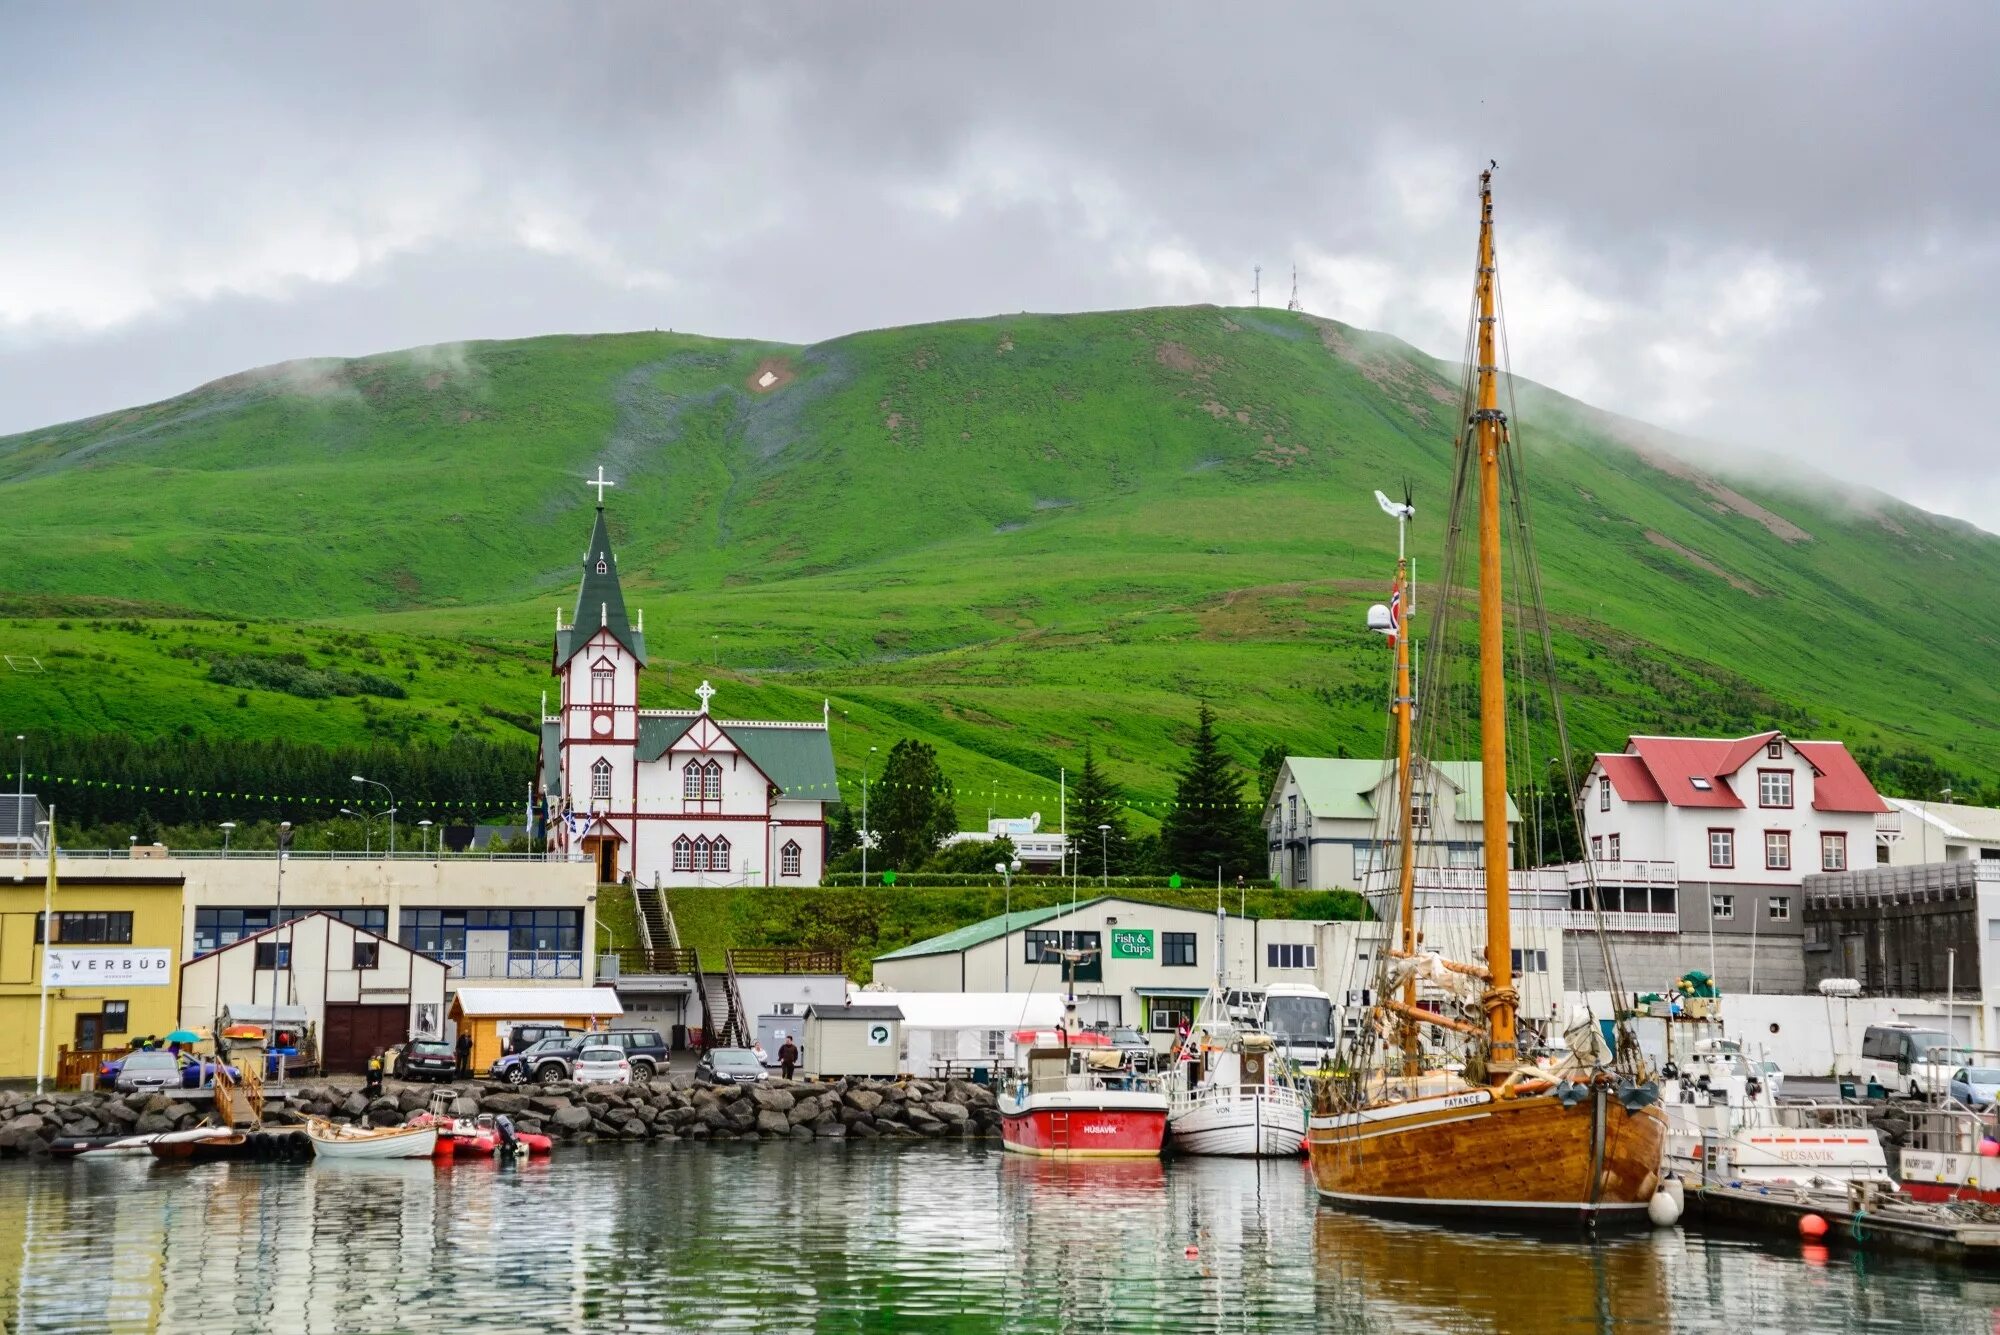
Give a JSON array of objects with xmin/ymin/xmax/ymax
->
[
  {"xmin": 672, "ymin": 836, "xmax": 692, "ymax": 871},
  {"xmin": 1510, "ymin": 948, "xmax": 1548, "ymax": 974},
  {"xmin": 1352, "ymin": 845, "xmax": 1376, "ymax": 879},
  {"xmin": 591, "ymin": 662, "xmax": 615, "ymax": 705},
  {"xmin": 781, "ymin": 840, "xmax": 802, "ymax": 877},
  {"xmin": 709, "ymin": 836, "xmax": 731, "ymax": 872},
  {"xmin": 1607, "ymin": 833, "xmax": 1621, "ymax": 861},
  {"xmin": 1410, "ymin": 792, "xmax": 1432, "ymax": 829},
  {"xmin": 683, "ymin": 761, "xmax": 703, "ymax": 800},
  {"xmin": 1601, "ymin": 777, "xmax": 1611, "ymax": 811},
  {"xmin": 1766, "ymin": 739, "xmax": 1783, "ymax": 760},
  {"xmin": 1765, "ymin": 830, "xmax": 1791, "ymax": 871},
  {"xmin": 1590, "ymin": 835, "xmax": 1603, "ymax": 860},
  {"xmin": 1822, "ymin": 832, "xmax": 1847, "ymax": 871},
  {"xmin": 691, "ymin": 836, "xmax": 712, "ymax": 872},
  {"xmin": 1267, "ymin": 942, "xmax": 1315, "ymax": 969},
  {"xmin": 1708, "ymin": 829, "xmax": 1734, "ymax": 869},
  {"xmin": 1768, "ymin": 895, "xmax": 1791, "ymax": 922},
  {"xmin": 703, "ymin": 759, "xmax": 722, "ymax": 800},
  {"xmin": 1712, "ymin": 894, "xmax": 1735, "ymax": 920},
  {"xmin": 1448, "ymin": 846, "xmax": 1478, "ymax": 869},
  {"xmin": 591, "ymin": 758, "xmax": 612, "ymax": 802},
  {"xmin": 1758, "ymin": 770, "xmax": 1793, "ymax": 808}
]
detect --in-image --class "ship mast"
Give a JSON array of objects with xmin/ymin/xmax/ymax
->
[
  {"xmin": 1473, "ymin": 166, "xmax": 1516, "ymax": 1071},
  {"xmin": 1391, "ymin": 517, "xmax": 1419, "ymax": 1072}
]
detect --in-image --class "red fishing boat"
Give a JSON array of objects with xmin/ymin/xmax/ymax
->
[{"xmin": 997, "ymin": 1027, "xmax": 1169, "ymax": 1159}]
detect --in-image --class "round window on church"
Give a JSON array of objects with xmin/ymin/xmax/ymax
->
[{"xmin": 591, "ymin": 712, "xmax": 612, "ymax": 736}]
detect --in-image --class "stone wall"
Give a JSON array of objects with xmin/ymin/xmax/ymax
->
[{"xmin": 0, "ymin": 1077, "xmax": 1004, "ymax": 1158}]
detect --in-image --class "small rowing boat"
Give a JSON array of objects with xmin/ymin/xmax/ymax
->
[{"xmin": 306, "ymin": 1117, "xmax": 439, "ymax": 1161}]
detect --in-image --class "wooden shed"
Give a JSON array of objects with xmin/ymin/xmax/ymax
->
[
  {"xmin": 447, "ymin": 986, "xmax": 624, "ymax": 1072},
  {"xmin": 801, "ymin": 1003, "xmax": 904, "ymax": 1079}
]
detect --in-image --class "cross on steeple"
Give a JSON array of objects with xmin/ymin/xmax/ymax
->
[
  {"xmin": 586, "ymin": 466, "xmax": 615, "ymax": 506},
  {"xmin": 696, "ymin": 680, "xmax": 716, "ymax": 714}
]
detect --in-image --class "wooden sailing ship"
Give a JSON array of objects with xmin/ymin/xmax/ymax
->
[{"xmin": 1307, "ymin": 167, "xmax": 1668, "ymax": 1224}]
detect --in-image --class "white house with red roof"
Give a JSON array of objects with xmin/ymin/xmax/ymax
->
[
  {"xmin": 1582, "ymin": 731, "xmax": 1892, "ymax": 944},
  {"xmin": 534, "ymin": 490, "xmax": 838, "ymax": 888}
]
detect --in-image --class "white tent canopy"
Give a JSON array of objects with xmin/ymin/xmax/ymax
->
[
  {"xmin": 449, "ymin": 987, "xmax": 624, "ymax": 1019},
  {"xmin": 857, "ymin": 991, "xmax": 1066, "ymax": 1074}
]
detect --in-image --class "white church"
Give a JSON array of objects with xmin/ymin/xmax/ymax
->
[{"xmin": 535, "ymin": 478, "xmax": 838, "ymax": 886}]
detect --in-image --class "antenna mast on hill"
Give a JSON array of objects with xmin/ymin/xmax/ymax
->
[
  {"xmin": 1252, "ymin": 265, "xmax": 1262, "ymax": 307},
  {"xmin": 1287, "ymin": 265, "xmax": 1302, "ymax": 313}
]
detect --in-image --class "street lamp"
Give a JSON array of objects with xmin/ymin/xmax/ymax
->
[
  {"xmin": 998, "ymin": 858, "xmax": 1022, "ymax": 991},
  {"xmin": 219, "ymin": 821, "xmax": 236, "ymax": 856},
  {"xmin": 1098, "ymin": 824, "xmax": 1112, "ymax": 888},
  {"xmin": 340, "ymin": 807, "xmax": 377, "ymax": 858},
  {"xmin": 861, "ymin": 746, "xmax": 878, "ymax": 883},
  {"xmin": 352, "ymin": 775, "xmax": 396, "ymax": 856},
  {"xmin": 418, "ymin": 819, "xmax": 434, "ymax": 859}
]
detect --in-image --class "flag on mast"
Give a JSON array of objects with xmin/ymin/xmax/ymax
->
[{"xmin": 1386, "ymin": 575, "xmax": 1403, "ymax": 643}]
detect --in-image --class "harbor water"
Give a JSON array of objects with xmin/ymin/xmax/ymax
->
[{"xmin": 4, "ymin": 1144, "xmax": 1999, "ymax": 1333}]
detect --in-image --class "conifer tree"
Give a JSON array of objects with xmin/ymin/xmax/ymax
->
[
  {"xmin": 1159, "ymin": 704, "xmax": 1267, "ymax": 881},
  {"xmin": 873, "ymin": 739, "xmax": 956, "ymax": 871},
  {"xmin": 1067, "ymin": 744, "xmax": 1129, "ymax": 879}
]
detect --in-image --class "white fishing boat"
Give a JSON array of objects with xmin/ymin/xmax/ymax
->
[
  {"xmin": 306, "ymin": 1117, "xmax": 439, "ymax": 1161},
  {"xmin": 1164, "ymin": 912, "xmax": 1308, "ymax": 1157}
]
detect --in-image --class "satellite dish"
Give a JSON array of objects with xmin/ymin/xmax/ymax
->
[
  {"xmin": 1374, "ymin": 489, "xmax": 1414, "ymax": 520},
  {"xmin": 1366, "ymin": 603, "xmax": 1395, "ymax": 634}
]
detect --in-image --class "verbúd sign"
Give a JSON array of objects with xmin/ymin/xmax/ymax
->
[{"xmin": 44, "ymin": 948, "xmax": 172, "ymax": 987}]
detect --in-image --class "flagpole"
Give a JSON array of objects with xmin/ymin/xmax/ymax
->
[{"xmin": 34, "ymin": 805, "xmax": 54, "ymax": 1095}]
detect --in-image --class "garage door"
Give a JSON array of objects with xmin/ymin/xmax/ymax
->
[{"xmin": 323, "ymin": 1004, "xmax": 410, "ymax": 1073}]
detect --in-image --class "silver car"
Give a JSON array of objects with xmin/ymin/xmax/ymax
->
[{"xmin": 115, "ymin": 1050, "xmax": 181, "ymax": 1094}]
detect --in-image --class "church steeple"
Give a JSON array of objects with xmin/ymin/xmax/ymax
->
[{"xmin": 555, "ymin": 476, "xmax": 646, "ymax": 668}]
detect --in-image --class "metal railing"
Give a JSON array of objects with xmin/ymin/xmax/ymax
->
[
  {"xmin": 422, "ymin": 949, "xmax": 585, "ymax": 980},
  {"xmin": 50, "ymin": 847, "xmax": 547, "ymax": 862},
  {"xmin": 1558, "ymin": 910, "xmax": 1681, "ymax": 933}
]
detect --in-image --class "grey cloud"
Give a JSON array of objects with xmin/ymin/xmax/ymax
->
[{"xmin": 2, "ymin": 3, "xmax": 1996, "ymax": 526}]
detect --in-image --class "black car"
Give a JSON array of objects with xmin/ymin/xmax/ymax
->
[
  {"xmin": 584, "ymin": 1028, "xmax": 670, "ymax": 1081},
  {"xmin": 506, "ymin": 1024, "xmax": 582, "ymax": 1056},
  {"xmin": 394, "ymin": 1039, "xmax": 458, "ymax": 1082},
  {"xmin": 695, "ymin": 1047, "xmax": 769, "ymax": 1085}
]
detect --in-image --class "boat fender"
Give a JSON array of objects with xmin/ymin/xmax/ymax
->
[
  {"xmin": 1798, "ymin": 1212, "xmax": 1829, "ymax": 1239},
  {"xmin": 1648, "ymin": 1189, "xmax": 1683, "ymax": 1227},
  {"xmin": 1661, "ymin": 1177, "xmax": 1686, "ymax": 1213}
]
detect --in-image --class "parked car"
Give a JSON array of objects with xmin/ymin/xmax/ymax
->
[
  {"xmin": 506, "ymin": 1024, "xmax": 583, "ymax": 1056},
  {"xmin": 581, "ymin": 1028, "xmax": 669, "ymax": 1081},
  {"xmin": 100, "ymin": 1053, "xmax": 239, "ymax": 1090},
  {"xmin": 1093, "ymin": 1024, "xmax": 1157, "ymax": 1073},
  {"xmin": 1949, "ymin": 1066, "xmax": 2000, "ymax": 1109},
  {"xmin": 1756, "ymin": 1060, "xmax": 1785, "ymax": 1101},
  {"xmin": 572, "ymin": 1044, "xmax": 632, "ymax": 1086},
  {"xmin": 394, "ymin": 1040, "xmax": 459, "ymax": 1082},
  {"xmin": 490, "ymin": 1036, "xmax": 587, "ymax": 1086},
  {"xmin": 696, "ymin": 1047, "xmax": 769, "ymax": 1085},
  {"xmin": 115, "ymin": 1050, "xmax": 183, "ymax": 1094}
]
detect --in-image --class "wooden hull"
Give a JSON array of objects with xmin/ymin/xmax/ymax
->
[
  {"xmin": 1309, "ymin": 1086, "xmax": 1668, "ymax": 1224},
  {"xmin": 307, "ymin": 1121, "xmax": 439, "ymax": 1161}
]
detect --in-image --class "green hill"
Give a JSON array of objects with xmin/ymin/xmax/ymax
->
[{"xmin": 5, "ymin": 305, "xmax": 1998, "ymax": 824}]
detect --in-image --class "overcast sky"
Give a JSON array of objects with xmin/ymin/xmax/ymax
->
[{"xmin": 5, "ymin": 5, "xmax": 1997, "ymax": 528}]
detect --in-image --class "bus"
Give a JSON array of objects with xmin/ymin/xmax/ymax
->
[{"xmin": 1255, "ymin": 983, "xmax": 1337, "ymax": 1069}]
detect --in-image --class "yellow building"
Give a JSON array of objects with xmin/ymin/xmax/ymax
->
[{"xmin": 0, "ymin": 865, "xmax": 185, "ymax": 1080}]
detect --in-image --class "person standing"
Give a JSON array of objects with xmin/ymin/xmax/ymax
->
[
  {"xmin": 365, "ymin": 1050, "xmax": 385, "ymax": 1097},
  {"xmin": 778, "ymin": 1035, "xmax": 800, "ymax": 1081},
  {"xmin": 455, "ymin": 1029, "xmax": 474, "ymax": 1082}
]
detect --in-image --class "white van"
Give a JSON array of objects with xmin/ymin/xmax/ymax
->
[
  {"xmin": 1861, "ymin": 1023, "xmax": 1968, "ymax": 1099},
  {"xmin": 1254, "ymin": 983, "xmax": 1337, "ymax": 1068}
]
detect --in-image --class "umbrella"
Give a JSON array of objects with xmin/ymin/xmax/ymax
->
[{"xmin": 166, "ymin": 1029, "xmax": 202, "ymax": 1044}]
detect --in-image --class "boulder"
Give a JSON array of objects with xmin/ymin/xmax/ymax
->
[
  {"xmin": 133, "ymin": 1113, "xmax": 174, "ymax": 1136},
  {"xmin": 930, "ymin": 1101, "xmax": 970, "ymax": 1124},
  {"xmin": 553, "ymin": 1105, "xmax": 594, "ymax": 1133},
  {"xmin": 787, "ymin": 1096, "xmax": 822, "ymax": 1124},
  {"xmin": 851, "ymin": 1120, "xmax": 881, "ymax": 1139},
  {"xmin": 452, "ymin": 1097, "xmax": 483, "ymax": 1119},
  {"xmin": 698, "ymin": 1106, "xmax": 732, "ymax": 1132},
  {"xmin": 143, "ymin": 1094, "xmax": 176, "ymax": 1115},
  {"xmin": 788, "ymin": 1124, "xmax": 815, "ymax": 1141},
  {"xmin": 99, "ymin": 1101, "xmax": 139, "ymax": 1126},
  {"xmin": 817, "ymin": 1122, "xmax": 848, "ymax": 1139},
  {"xmin": 756, "ymin": 1110, "xmax": 792, "ymax": 1136},
  {"xmin": 842, "ymin": 1089, "xmax": 884, "ymax": 1114},
  {"xmin": 397, "ymin": 1090, "xmax": 432, "ymax": 1113},
  {"xmin": 750, "ymin": 1086, "xmax": 795, "ymax": 1113},
  {"xmin": 481, "ymin": 1093, "xmax": 527, "ymax": 1116},
  {"xmin": 342, "ymin": 1093, "xmax": 370, "ymax": 1118},
  {"xmin": 367, "ymin": 1109, "xmax": 406, "ymax": 1128},
  {"xmin": 69, "ymin": 1117, "xmax": 104, "ymax": 1138},
  {"xmin": 366, "ymin": 1096, "xmax": 401, "ymax": 1115},
  {"xmin": 528, "ymin": 1095, "xmax": 572, "ymax": 1117},
  {"xmin": 619, "ymin": 1117, "xmax": 648, "ymax": 1139}
]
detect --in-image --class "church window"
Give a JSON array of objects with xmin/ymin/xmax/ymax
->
[
  {"xmin": 591, "ymin": 758, "xmax": 612, "ymax": 802},
  {"xmin": 672, "ymin": 836, "xmax": 692, "ymax": 872},
  {"xmin": 781, "ymin": 840, "xmax": 801, "ymax": 877},
  {"xmin": 703, "ymin": 759, "xmax": 722, "ymax": 801},
  {"xmin": 683, "ymin": 761, "xmax": 703, "ymax": 800},
  {"xmin": 691, "ymin": 836, "xmax": 711, "ymax": 872},
  {"xmin": 591, "ymin": 663, "xmax": 614, "ymax": 705},
  {"xmin": 710, "ymin": 836, "xmax": 731, "ymax": 872}
]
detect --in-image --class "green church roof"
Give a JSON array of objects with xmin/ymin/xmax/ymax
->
[{"xmin": 555, "ymin": 505, "xmax": 646, "ymax": 668}]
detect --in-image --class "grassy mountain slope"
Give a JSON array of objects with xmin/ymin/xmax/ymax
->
[{"xmin": 4, "ymin": 306, "xmax": 1997, "ymax": 822}]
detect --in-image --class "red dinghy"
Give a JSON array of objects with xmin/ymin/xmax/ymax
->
[{"xmin": 998, "ymin": 1027, "xmax": 1168, "ymax": 1160}]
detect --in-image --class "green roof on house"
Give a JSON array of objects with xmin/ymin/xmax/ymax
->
[
  {"xmin": 633, "ymin": 715, "xmax": 838, "ymax": 801},
  {"xmin": 555, "ymin": 505, "xmax": 646, "ymax": 668},
  {"xmin": 1276, "ymin": 757, "xmax": 1520, "ymax": 825},
  {"xmin": 874, "ymin": 897, "xmax": 1111, "ymax": 961}
]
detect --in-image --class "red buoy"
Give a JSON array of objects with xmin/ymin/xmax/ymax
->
[
  {"xmin": 1184, "ymin": 1245, "xmax": 1200, "ymax": 1259},
  {"xmin": 1799, "ymin": 1212, "xmax": 1829, "ymax": 1240}
]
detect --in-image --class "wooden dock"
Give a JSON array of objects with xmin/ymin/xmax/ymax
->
[{"xmin": 1691, "ymin": 1181, "xmax": 2000, "ymax": 1264}]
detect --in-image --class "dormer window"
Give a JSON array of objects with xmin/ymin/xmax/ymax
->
[
  {"xmin": 682, "ymin": 760, "xmax": 703, "ymax": 800},
  {"xmin": 1766, "ymin": 740, "xmax": 1782, "ymax": 760},
  {"xmin": 703, "ymin": 759, "xmax": 722, "ymax": 801},
  {"xmin": 1689, "ymin": 777, "xmax": 1712, "ymax": 792}
]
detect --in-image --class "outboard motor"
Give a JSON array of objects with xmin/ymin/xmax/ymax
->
[{"xmin": 494, "ymin": 1113, "xmax": 523, "ymax": 1158}]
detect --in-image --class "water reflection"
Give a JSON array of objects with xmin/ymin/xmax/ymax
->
[{"xmin": 2, "ymin": 1147, "xmax": 1999, "ymax": 1333}]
